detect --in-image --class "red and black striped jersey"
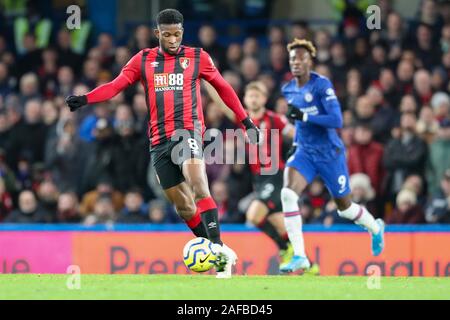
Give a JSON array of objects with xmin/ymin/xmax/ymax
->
[
  {"xmin": 85, "ymin": 45, "xmax": 248, "ymax": 148},
  {"xmin": 122, "ymin": 46, "xmax": 217, "ymax": 146},
  {"xmin": 246, "ymin": 110, "xmax": 289, "ymax": 175}
]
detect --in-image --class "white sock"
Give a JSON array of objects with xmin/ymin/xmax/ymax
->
[
  {"xmin": 281, "ymin": 188, "xmax": 306, "ymax": 257},
  {"xmin": 337, "ymin": 202, "xmax": 380, "ymax": 234}
]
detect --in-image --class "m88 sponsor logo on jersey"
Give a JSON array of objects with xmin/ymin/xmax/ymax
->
[{"xmin": 154, "ymin": 73, "xmax": 184, "ymax": 92}]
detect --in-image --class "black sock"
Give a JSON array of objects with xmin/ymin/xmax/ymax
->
[
  {"xmin": 257, "ymin": 218, "xmax": 288, "ymax": 250},
  {"xmin": 201, "ymin": 208, "xmax": 223, "ymax": 245},
  {"xmin": 197, "ymin": 197, "xmax": 223, "ymax": 245},
  {"xmin": 185, "ymin": 212, "xmax": 208, "ymax": 238},
  {"xmin": 190, "ymin": 222, "xmax": 209, "ymax": 238}
]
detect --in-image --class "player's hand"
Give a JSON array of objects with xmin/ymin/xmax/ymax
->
[
  {"xmin": 287, "ymin": 104, "xmax": 305, "ymax": 121},
  {"xmin": 66, "ymin": 95, "xmax": 87, "ymax": 112},
  {"xmin": 241, "ymin": 117, "xmax": 261, "ymax": 144}
]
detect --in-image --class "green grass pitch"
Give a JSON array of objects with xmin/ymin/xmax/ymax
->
[{"xmin": 0, "ymin": 275, "xmax": 449, "ymax": 300}]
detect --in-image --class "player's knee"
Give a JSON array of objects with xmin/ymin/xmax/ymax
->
[
  {"xmin": 246, "ymin": 210, "xmax": 260, "ymax": 225},
  {"xmin": 189, "ymin": 181, "xmax": 210, "ymax": 202}
]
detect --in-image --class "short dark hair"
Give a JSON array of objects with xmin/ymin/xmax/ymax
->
[{"xmin": 156, "ymin": 9, "xmax": 183, "ymax": 26}]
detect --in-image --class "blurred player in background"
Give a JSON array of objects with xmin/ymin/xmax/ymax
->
[
  {"xmin": 66, "ymin": 9, "xmax": 260, "ymax": 278},
  {"xmin": 207, "ymin": 81, "xmax": 297, "ymax": 266},
  {"xmin": 280, "ymin": 39, "xmax": 385, "ymax": 273}
]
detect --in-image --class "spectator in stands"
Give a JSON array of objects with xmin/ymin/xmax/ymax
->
[
  {"xmin": 441, "ymin": 23, "xmax": 450, "ymax": 54},
  {"xmin": 79, "ymin": 178, "xmax": 124, "ymax": 218},
  {"xmin": 56, "ymin": 192, "xmax": 81, "ymax": 223},
  {"xmin": 18, "ymin": 72, "xmax": 40, "ymax": 105},
  {"xmin": 128, "ymin": 25, "xmax": 157, "ymax": 55},
  {"xmin": 396, "ymin": 59, "xmax": 415, "ymax": 97},
  {"xmin": 83, "ymin": 193, "xmax": 116, "ymax": 226},
  {"xmin": 267, "ymin": 43, "xmax": 290, "ymax": 87},
  {"xmin": 111, "ymin": 46, "xmax": 131, "ymax": 77},
  {"xmin": 212, "ymin": 180, "xmax": 230, "ymax": 222},
  {"xmin": 0, "ymin": 150, "xmax": 18, "ymax": 196},
  {"xmin": 6, "ymin": 99, "xmax": 47, "ymax": 170},
  {"xmin": 413, "ymin": 23, "xmax": 442, "ymax": 70},
  {"xmin": 17, "ymin": 33, "xmax": 42, "ymax": 77},
  {"xmin": 387, "ymin": 188, "xmax": 425, "ymax": 224},
  {"xmin": 413, "ymin": 68, "xmax": 434, "ymax": 107},
  {"xmin": 45, "ymin": 113, "xmax": 83, "ymax": 193},
  {"xmin": 55, "ymin": 66, "xmax": 75, "ymax": 97},
  {"xmin": 36, "ymin": 179, "xmax": 59, "ymax": 215},
  {"xmin": 399, "ymin": 94, "xmax": 418, "ymax": 114},
  {"xmin": 291, "ymin": 20, "xmax": 312, "ymax": 41},
  {"xmin": 111, "ymin": 104, "xmax": 148, "ymax": 193},
  {"xmin": 0, "ymin": 110, "xmax": 10, "ymax": 151},
  {"xmin": 55, "ymin": 29, "xmax": 82, "ymax": 76},
  {"xmin": 327, "ymin": 40, "xmax": 349, "ymax": 92},
  {"xmin": 381, "ymin": 12, "xmax": 407, "ymax": 63},
  {"xmin": 348, "ymin": 123, "xmax": 385, "ymax": 195},
  {"xmin": 362, "ymin": 41, "xmax": 388, "ymax": 83},
  {"xmin": 4, "ymin": 190, "xmax": 53, "ymax": 223},
  {"xmin": 416, "ymin": 105, "xmax": 440, "ymax": 143},
  {"xmin": 368, "ymin": 86, "xmax": 399, "ymax": 143},
  {"xmin": 242, "ymin": 37, "xmax": 259, "ymax": 59},
  {"xmin": 314, "ymin": 29, "xmax": 332, "ymax": 64},
  {"xmin": 148, "ymin": 199, "xmax": 170, "ymax": 224},
  {"xmin": 117, "ymin": 188, "xmax": 148, "ymax": 223},
  {"xmin": 376, "ymin": 68, "xmax": 400, "ymax": 108},
  {"xmin": 430, "ymin": 66, "xmax": 448, "ymax": 92},
  {"xmin": 426, "ymin": 168, "xmax": 450, "ymax": 223},
  {"xmin": 353, "ymin": 95, "xmax": 376, "ymax": 126},
  {"xmin": 224, "ymin": 43, "xmax": 242, "ymax": 73},
  {"xmin": 80, "ymin": 58, "xmax": 101, "ymax": 89},
  {"xmin": 0, "ymin": 176, "xmax": 13, "ymax": 221},
  {"xmin": 0, "ymin": 62, "xmax": 13, "ymax": 98},
  {"xmin": 384, "ymin": 112, "xmax": 428, "ymax": 199},
  {"xmin": 431, "ymin": 91, "xmax": 450, "ymax": 124},
  {"xmin": 197, "ymin": 25, "xmax": 226, "ymax": 69},
  {"xmin": 94, "ymin": 33, "xmax": 115, "ymax": 70},
  {"xmin": 78, "ymin": 118, "xmax": 117, "ymax": 194},
  {"xmin": 427, "ymin": 108, "xmax": 450, "ymax": 194},
  {"xmin": 402, "ymin": 173, "xmax": 427, "ymax": 207},
  {"xmin": 240, "ymin": 56, "xmax": 260, "ymax": 85}
]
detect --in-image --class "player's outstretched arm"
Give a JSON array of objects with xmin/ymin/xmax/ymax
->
[{"xmin": 66, "ymin": 51, "xmax": 143, "ymax": 112}]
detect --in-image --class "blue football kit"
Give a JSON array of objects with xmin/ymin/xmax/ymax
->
[{"xmin": 282, "ymin": 72, "xmax": 351, "ymax": 198}]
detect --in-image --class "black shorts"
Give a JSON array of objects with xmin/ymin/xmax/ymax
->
[
  {"xmin": 150, "ymin": 130, "xmax": 203, "ymax": 190},
  {"xmin": 253, "ymin": 170, "xmax": 284, "ymax": 215}
]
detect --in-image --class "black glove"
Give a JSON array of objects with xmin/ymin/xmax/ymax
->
[
  {"xmin": 287, "ymin": 104, "xmax": 305, "ymax": 121},
  {"xmin": 66, "ymin": 95, "xmax": 87, "ymax": 112},
  {"xmin": 241, "ymin": 117, "xmax": 261, "ymax": 144}
]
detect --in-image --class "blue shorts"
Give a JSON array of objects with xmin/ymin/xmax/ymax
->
[{"xmin": 286, "ymin": 148, "xmax": 351, "ymax": 198}]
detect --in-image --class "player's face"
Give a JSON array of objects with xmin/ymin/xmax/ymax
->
[
  {"xmin": 155, "ymin": 24, "xmax": 184, "ymax": 55},
  {"xmin": 244, "ymin": 88, "xmax": 267, "ymax": 112},
  {"xmin": 289, "ymin": 47, "xmax": 312, "ymax": 78}
]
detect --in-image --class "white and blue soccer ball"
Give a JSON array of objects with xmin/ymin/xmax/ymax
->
[{"xmin": 183, "ymin": 237, "xmax": 217, "ymax": 272}]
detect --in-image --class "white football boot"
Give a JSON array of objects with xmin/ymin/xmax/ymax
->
[{"xmin": 212, "ymin": 243, "xmax": 237, "ymax": 279}]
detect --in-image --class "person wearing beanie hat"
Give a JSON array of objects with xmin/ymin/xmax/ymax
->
[{"xmin": 387, "ymin": 188, "xmax": 425, "ymax": 224}]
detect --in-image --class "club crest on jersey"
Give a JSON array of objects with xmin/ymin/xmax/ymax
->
[
  {"xmin": 180, "ymin": 57, "xmax": 190, "ymax": 70},
  {"xmin": 304, "ymin": 93, "xmax": 313, "ymax": 103}
]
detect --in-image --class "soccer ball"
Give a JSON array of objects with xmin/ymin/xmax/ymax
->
[{"xmin": 183, "ymin": 237, "xmax": 217, "ymax": 272}]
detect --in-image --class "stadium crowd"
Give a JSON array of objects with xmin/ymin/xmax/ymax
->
[{"xmin": 0, "ymin": 0, "xmax": 450, "ymax": 225}]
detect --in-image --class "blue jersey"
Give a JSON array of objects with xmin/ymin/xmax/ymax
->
[{"xmin": 282, "ymin": 72, "xmax": 344, "ymax": 162}]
